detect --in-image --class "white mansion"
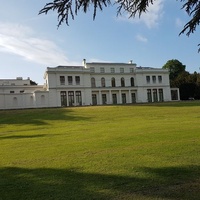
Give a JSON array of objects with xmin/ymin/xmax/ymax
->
[{"xmin": 0, "ymin": 60, "xmax": 179, "ymax": 109}]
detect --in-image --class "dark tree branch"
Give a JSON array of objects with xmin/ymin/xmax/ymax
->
[{"xmin": 39, "ymin": 0, "xmax": 200, "ymax": 51}]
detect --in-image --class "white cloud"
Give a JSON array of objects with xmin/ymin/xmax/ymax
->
[
  {"xmin": 118, "ymin": 0, "xmax": 164, "ymax": 28},
  {"xmin": 0, "ymin": 22, "xmax": 79, "ymax": 66},
  {"xmin": 136, "ymin": 34, "xmax": 148, "ymax": 43},
  {"xmin": 175, "ymin": 18, "xmax": 184, "ymax": 28}
]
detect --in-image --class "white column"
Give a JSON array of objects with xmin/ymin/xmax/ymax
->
[
  {"xmin": 129, "ymin": 90, "xmax": 132, "ymax": 103},
  {"xmin": 109, "ymin": 90, "xmax": 112, "ymax": 104},
  {"xmin": 119, "ymin": 90, "xmax": 122, "ymax": 104},
  {"xmin": 99, "ymin": 90, "xmax": 102, "ymax": 105}
]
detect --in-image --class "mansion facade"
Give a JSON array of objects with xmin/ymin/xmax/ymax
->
[{"xmin": 0, "ymin": 60, "xmax": 179, "ymax": 109}]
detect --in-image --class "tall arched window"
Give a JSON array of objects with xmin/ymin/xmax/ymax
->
[
  {"xmin": 121, "ymin": 77, "xmax": 125, "ymax": 87},
  {"xmin": 91, "ymin": 77, "xmax": 96, "ymax": 88},
  {"xmin": 101, "ymin": 77, "xmax": 106, "ymax": 87},
  {"xmin": 130, "ymin": 77, "xmax": 134, "ymax": 86},
  {"xmin": 111, "ymin": 77, "xmax": 116, "ymax": 87}
]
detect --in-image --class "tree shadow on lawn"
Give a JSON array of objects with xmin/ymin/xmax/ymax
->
[
  {"xmin": 0, "ymin": 108, "xmax": 91, "ymax": 126},
  {"xmin": 1, "ymin": 165, "xmax": 200, "ymax": 200},
  {"xmin": 0, "ymin": 134, "xmax": 51, "ymax": 140}
]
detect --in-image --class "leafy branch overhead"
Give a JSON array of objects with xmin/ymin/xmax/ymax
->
[{"xmin": 39, "ymin": 0, "xmax": 200, "ymax": 41}]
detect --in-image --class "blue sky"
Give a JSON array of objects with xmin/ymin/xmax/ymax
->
[{"xmin": 0, "ymin": 0, "xmax": 200, "ymax": 84}]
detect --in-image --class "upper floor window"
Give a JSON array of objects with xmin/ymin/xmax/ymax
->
[
  {"xmin": 158, "ymin": 75, "xmax": 162, "ymax": 83},
  {"xmin": 130, "ymin": 77, "xmax": 135, "ymax": 86},
  {"xmin": 101, "ymin": 77, "xmax": 106, "ymax": 87},
  {"xmin": 68, "ymin": 76, "xmax": 73, "ymax": 85},
  {"xmin": 60, "ymin": 76, "xmax": 65, "ymax": 85},
  {"xmin": 90, "ymin": 67, "xmax": 95, "ymax": 73},
  {"xmin": 10, "ymin": 91, "xmax": 15, "ymax": 93},
  {"xmin": 91, "ymin": 77, "xmax": 96, "ymax": 88},
  {"xmin": 110, "ymin": 68, "xmax": 115, "ymax": 73},
  {"xmin": 120, "ymin": 68, "xmax": 124, "ymax": 73},
  {"xmin": 130, "ymin": 68, "xmax": 134, "ymax": 73},
  {"xmin": 146, "ymin": 76, "xmax": 150, "ymax": 84},
  {"xmin": 75, "ymin": 76, "xmax": 80, "ymax": 85},
  {"xmin": 111, "ymin": 77, "xmax": 116, "ymax": 87},
  {"xmin": 121, "ymin": 77, "xmax": 125, "ymax": 87},
  {"xmin": 100, "ymin": 67, "xmax": 105, "ymax": 73},
  {"xmin": 152, "ymin": 76, "xmax": 156, "ymax": 83}
]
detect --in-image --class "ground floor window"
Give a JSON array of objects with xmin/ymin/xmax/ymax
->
[
  {"xmin": 102, "ymin": 94, "xmax": 107, "ymax": 104},
  {"xmin": 147, "ymin": 89, "xmax": 152, "ymax": 102},
  {"xmin": 171, "ymin": 90, "xmax": 179, "ymax": 100},
  {"xmin": 158, "ymin": 89, "xmax": 164, "ymax": 102},
  {"xmin": 153, "ymin": 89, "xmax": 158, "ymax": 102},
  {"xmin": 60, "ymin": 91, "xmax": 67, "ymax": 106},
  {"xmin": 68, "ymin": 91, "xmax": 74, "ymax": 106},
  {"xmin": 122, "ymin": 93, "xmax": 126, "ymax": 104},
  {"xmin": 131, "ymin": 93, "xmax": 136, "ymax": 103},
  {"xmin": 76, "ymin": 91, "xmax": 82, "ymax": 105},
  {"xmin": 112, "ymin": 94, "xmax": 117, "ymax": 104},
  {"xmin": 92, "ymin": 94, "xmax": 97, "ymax": 105}
]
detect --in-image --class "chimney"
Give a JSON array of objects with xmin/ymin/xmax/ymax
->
[
  {"xmin": 82, "ymin": 59, "xmax": 86, "ymax": 67},
  {"xmin": 129, "ymin": 60, "xmax": 133, "ymax": 64}
]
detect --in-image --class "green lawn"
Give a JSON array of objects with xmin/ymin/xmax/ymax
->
[{"xmin": 0, "ymin": 101, "xmax": 200, "ymax": 200}]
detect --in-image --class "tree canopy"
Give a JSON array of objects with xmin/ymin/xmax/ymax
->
[
  {"xmin": 39, "ymin": 0, "xmax": 200, "ymax": 40},
  {"xmin": 162, "ymin": 59, "xmax": 186, "ymax": 81},
  {"xmin": 162, "ymin": 59, "xmax": 200, "ymax": 100}
]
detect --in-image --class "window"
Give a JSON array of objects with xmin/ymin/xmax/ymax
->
[
  {"xmin": 158, "ymin": 76, "xmax": 162, "ymax": 83},
  {"xmin": 146, "ymin": 76, "xmax": 150, "ymax": 84},
  {"xmin": 130, "ymin": 68, "xmax": 134, "ymax": 73},
  {"xmin": 121, "ymin": 77, "xmax": 125, "ymax": 87},
  {"xmin": 102, "ymin": 94, "xmax": 107, "ymax": 104},
  {"xmin": 147, "ymin": 89, "xmax": 152, "ymax": 102},
  {"xmin": 60, "ymin": 91, "xmax": 67, "ymax": 106},
  {"xmin": 122, "ymin": 93, "xmax": 126, "ymax": 104},
  {"xmin": 111, "ymin": 68, "xmax": 115, "ymax": 73},
  {"xmin": 153, "ymin": 89, "xmax": 158, "ymax": 102},
  {"xmin": 75, "ymin": 76, "xmax": 80, "ymax": 85},
  {"xmin": 152, "ymin": 76, "xmax": 156, "ymax": 83},
  {"xmin": 111, "ymin": 77, "xmax": 116, "ymax": 87},
  {"xmin": 159, "ymin": 89, "xmax": 164, "ymax": 102},
  {"xmin": 91, "ymin": 78, "xmax": 96, "ymax": 88},
  {"xmin": 20, "ymin": 90, "xmax": 24, "ymax": 93},
  {"xmin": 112, "ymin": 94, "xmax": 117, "ymax": 104},
  {"xmin": 131, "ymin": 93, "xmax": 136, "ymax": 103},
  {"xmin": 68, "ymin": 76, "xmax": 73, "ymax": 85},
  {"xmin": 100, "ymin": 67, "xmax": 105, "ymax": 73},
  {"xmin": 68, "ymin": 91, "xmax": 74, "ymax": 106},
  {"xmin": 101, "ymin": 77, "xmax": 106, "ymax": 87},
  {"xmin": 76, "ymin": 91, "xmax": 82, "ymax": 105},
  {"xmin": 130, "ymin": 77, "xmax": 135, "ymax": 86},
  {"xmin": 60, "ymin": 76, "xmax": 65, "ymax": 85},
  {"xmin": 90, "ymin": 67, "xmax": 95, "ymax": 73},
  {"xmin": 10, "ymin": 91, "xmax": 15, "ymax": 93},
  {"xmin": 120, "ymin": 68, "xmax": 124, "ymax": 73},
  {"xmin": 92, "ymin": 94, "xmax": 97, "ymax": 105},
  {"xmin": 171, "ymin": 90, "xmax": 178, "ymax": 100}
]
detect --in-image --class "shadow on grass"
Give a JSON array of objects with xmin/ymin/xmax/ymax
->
[
  {"xmin": 0, "ymin": 134, "xmax": 50, "ymax": 140},
  {"xmin": 141, "ymin": 100, "xmax": 200, "ymax": 107},
  {"xmin": 0, "ymin": 108, "xmax": 90, "ymax": 126},
  {"xmin": 0, "ymin": 165, "xmax": 200, "ymax": 200}
]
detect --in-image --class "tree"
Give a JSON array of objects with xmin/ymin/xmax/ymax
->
[
  {"xmin": 39, "ymin": 0, "xmax": 200, "ymax": 45},
  {"xmin": 162, "ymin": 59, "xmax": 186, "ymax": 82}
]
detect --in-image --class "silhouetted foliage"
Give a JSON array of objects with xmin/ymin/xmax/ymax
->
[
  {"xmin": 39, "ymin": 0, "xmax": 200, "ymax": 48},
  {"xmin": 163, "ymin": 59, "xmax": 200, "ymax": 100}
]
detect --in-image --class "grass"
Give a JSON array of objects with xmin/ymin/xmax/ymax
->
[{"xmin": 0, "ymin": 101, "xmax": 200, "ymax": 199}]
